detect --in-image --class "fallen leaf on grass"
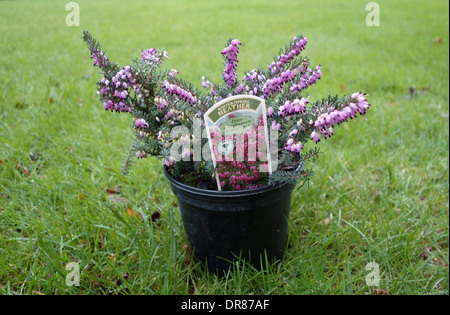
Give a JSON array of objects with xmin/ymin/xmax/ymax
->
[
  {"xmin": 106, "ymin": 187, "xmax": 120, "ymax": 194},
  {"xmin": 126, "ymin": 207, "xmax": 142, "ymax": 219},
  {"xmin": 183, "ymin": 244, "xmax": 192, "ymax": 266},
  {"xmin": 15, "ymin": 163, "xmax": 30, "ymax": 176}
]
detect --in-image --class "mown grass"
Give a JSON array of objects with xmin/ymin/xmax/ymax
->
[{"xmin": 0, "ymin": 0, "xmax": 448, "ymax": 295}]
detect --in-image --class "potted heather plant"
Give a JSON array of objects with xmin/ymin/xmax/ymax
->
[{"xmin": 83, "ymin": 31, "xmax": 371, "ymax": 274}]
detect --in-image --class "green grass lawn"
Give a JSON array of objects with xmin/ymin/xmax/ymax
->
[{"xmin": 0, "ymin": 0, "xmax": 448, "ymax": 295}]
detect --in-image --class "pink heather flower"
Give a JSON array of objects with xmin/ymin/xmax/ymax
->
[
  {"xmin": 311, "ymin": 130, "xmax": 321, "ymax": 143},
  {"xmin": 181, "ymin": 148, "xmax": 191, "ymax": 160},
  {"xmin": 91, "ymin": 49, "xmax": 108, "ymax": 67},
  {"xmin": 289, "ymin": 128, "xmax": 298, "ymax": 137},
  {"xmin": 230, "ymin": 39, "xmax": 241, "ymax": 46},
  {"xmin": 154, "ymin": 97, "xmax": 168, "ymax": 110},
  {"xmin": 134, "ymin": 118, "xmax": 149, "ymax": 129},
  {"xmin": 271, "ymin": 120, "xmax": 281, "ymax": 131},
  {"xmin": 278, "ymin": 98, "xmax": 307, "ymax": 117},
  {"xmin": 169, "ymin": 69, "xmax": 179, "ymax": 78},
  {"xmin": 136, "ymin": 150, "xmax": 147, "ymax": 159},
  {"xmin": 120, "ymin": 90, "xmax": 128, "ymax": 99},
  {"xmin": 350, "ymin": 91, "xmax": 371, "ymax": 115},
  {"xmin": 201, "ymin": 76, "xmax": 213, "ymax": 90},
  {"xmin": 163, "ymin": 156, "xmax": 175, "ymax": 168},
  {"xmin": 284, "ymin": 138, "xmax": 303, "ymax": 153}
]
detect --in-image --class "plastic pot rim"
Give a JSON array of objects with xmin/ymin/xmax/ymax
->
[{"xmin": 163, "ymin": 166, "xmax": 294, "ymax": 198}]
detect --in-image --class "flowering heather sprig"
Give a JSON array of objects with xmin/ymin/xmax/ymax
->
[
  {"xmin": 311, "ymin": 92, "xmax": 371, "ymax": 143},
  {"xmin": 142, "ymin": 48, "xmax": 158, "ymax": 63},
  {"xmin": 278, "ymin": 98, "xmax": 307, "ymax": 117},
  {"xmin": 262, "ymin": 68, "xmax": 297, "ymax": 99},
  {"xmin": 243, "ymin": 68, "xmax": 266, "ymax": 83},
  {"xmin": 269, "ymin": 35, "xmax": 307, "ymax": 74},
  {"xmin": 290, "ymin": 65, "xmax": 322, "ymax": 93},
  {"xmin": 242, "ymin": 69, "xmax": 266, "ymax": 96},
  {"xmin": 162, "ymin": 79, "xmax": 198, "ymax": 106},
  {"xmin": 234, "ymin": 83, "xmax": 244, "ymax": 94},
  {"xmin": 100, "ymin": 66, "xmax": 138, "ymax": 113},
  {"xmin": 91, "ymin": 49, "xmax": 108, "ymax": 67},
  {"xmin": 222, "ymin": 39, "xmax": 241, "ymax": 88},
  {"xmin": 142, "ymin": 48, "xmax": 169, "ymax": 65}
]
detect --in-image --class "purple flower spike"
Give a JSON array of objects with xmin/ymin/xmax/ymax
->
[
  {"xmin": 269, "ymin": 35, "xmax": 307, "ymax": 74},
  {"xmin": 290, "ymin": 65, "xmax": 322, "ymax": 93},
  {"xmin": 312, "ymin": 92, "xmax": 371, "ymax": 142},
  {"xmin": 162, "ymin": 79, "xmax": 198, "ymax": 106},
  {"xmin": 222, "ymin": 39, "xmax": 241, "ymax": 88},
  {"xmin": 91, "ymin": 49, "xmax": 108, "ymax": 67}
]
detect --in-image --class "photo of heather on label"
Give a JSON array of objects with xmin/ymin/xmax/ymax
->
[{"xmin": 204, "ymin": 95, "xmax": 272, "ymax": 190}]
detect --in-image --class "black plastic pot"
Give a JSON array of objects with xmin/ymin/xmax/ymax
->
[{"xmin": 164, "ymin": 168, "xmax": 296, "ymax": 275}]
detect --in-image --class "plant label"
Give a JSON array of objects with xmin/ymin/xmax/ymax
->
[{"xmin": 204, "ymin": 95, "xmax": 272, "ymax": 190}]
